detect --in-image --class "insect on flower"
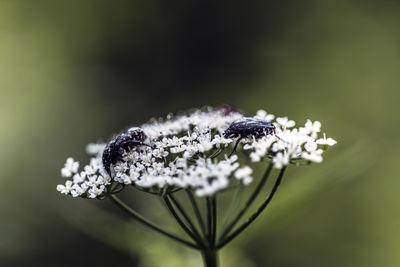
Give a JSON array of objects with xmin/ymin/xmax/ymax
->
[
  {"xmin": 224, "ymin": 117, "xmax": 276, "ymax": 156},
  {"xmin": 102, "ymin": 127, "xmax": 150, "ymax": 176}
]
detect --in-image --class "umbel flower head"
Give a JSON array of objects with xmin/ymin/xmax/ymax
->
[
  {"xmin": 58, "ymin": 107, "xmax": 336, "ymax": 199},
  {"xmin": 58, "ymin": 106, "xmax": 337, "ymax": 266}
]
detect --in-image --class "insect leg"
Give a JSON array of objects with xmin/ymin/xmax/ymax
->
[
  {"xmin": 115, "ymin": 154, "xmax": 125, "ymax": 162},
  {"xmin": 274, "ymin": 134, "xmax": 290, "ymax": 144},
  {"xmin": 229, "ymin": 136, "xmax": 243, "ymax": 157}
]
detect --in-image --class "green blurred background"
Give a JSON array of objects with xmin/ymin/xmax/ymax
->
[{"xmin": 1, "ymin": 0, "xmax": 399, "ymax": 266}]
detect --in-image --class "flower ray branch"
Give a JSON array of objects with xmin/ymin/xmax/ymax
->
[
  {"xmin": 206, "ymin": 196, "xmax": 213, "ymax": 247},
  {"xmin": 211, "ymin": 195, "xmax": 217, "ymax": 248},
  {"xmin": 218, "ymin": 162, "xmax": 273, "ymax": 241},
  {"xmin": 186, "ymin": 190, "xmax": 207, "ymax": 238},
  {"xmin": 168, "ymin": 193, "xmax": 205, "ymax": 245},
  {"xmin": 217, "ymin": 167, "xmax": 287, "ymax": 249},
  {"xmin": 162, "ymin": 195, "xmax": 205, "ymax": 247},
  {"xmin": 109, "ymin": 194, "xmax": 200, "ymax": 249}
]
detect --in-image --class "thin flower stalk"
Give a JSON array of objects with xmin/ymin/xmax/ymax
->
[
  {"xmin": 186, "ymin": 190, "xmax": 207, "ymax": 238},
  {"xmin": 168, "ymin": 194, "xmax": 205, "ymax": 245},
  {"xmin": 218, "ymin": 162, "xmax": 273, "ymax": 241},
  {"xmin": 217, "ymin": 167, "xmax": 287, "ymax": 249},
  {"xmin": 162, "ymin": 195, "xmax": 205, "ymax": 247},
  {"xmin": 109, "ymin": 194, "xmax": 200, "ymax": 249}
]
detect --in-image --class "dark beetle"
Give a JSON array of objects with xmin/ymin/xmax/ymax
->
[
  {"xmin": 102, "ymin": 127, "xmax": 149, "ymax": 176},
  {"xmin": 223, "ymin": 117, "xmax": 276, "ymax": 156}
]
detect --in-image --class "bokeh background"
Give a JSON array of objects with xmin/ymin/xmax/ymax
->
[{"xmin": 1, "ymin": 0, "xmax": 399, "ymax": 266}]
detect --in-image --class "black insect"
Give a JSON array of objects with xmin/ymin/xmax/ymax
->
[
  {"xmin": 102, "ymin": 127, "xmax": 149, "ymax": 176},
  {"xmin": 223, "ymin": 117, "xmax": 276, "ymax": 156}
]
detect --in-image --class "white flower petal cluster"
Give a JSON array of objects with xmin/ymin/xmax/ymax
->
[
  {"xmin": 61, "ymin": 157, "xmax": 79, "ymax": 177},
  {"xmin": 316, "ymin": 133, "xmax": 337, "ymax": 146},
  {"xmin": 234, "ymin": 166, "xmax": 253, "ymax": 185},
  {"xmin": 276, "ymin": 117, "xmax": 295, "ymax": 128},
  {"xmin": 254, "ymin": 110, "xmax": 275, "ymax": 122},
  {"xmin": 244, "ymin": 115, "xmax": 336, "ymax": 168},
  {"xmin": 57, "ymin": 108, "xmax": 336, "ymax": 199},
  {"xmin": 141, "ymin": 108, "xmax": 243, "ymax": 140},
  {"xmin": 57, "ymin": 156, "xmax": 111, "ymax": 198}
]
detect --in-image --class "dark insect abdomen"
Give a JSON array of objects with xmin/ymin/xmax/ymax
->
[
  {"xmin": 224, "ymin": 117, "xmax": 276, "ymax": 139},
  {"xmin": 102, "ymin": 127, "xmax": 148, "ymax": 176}
]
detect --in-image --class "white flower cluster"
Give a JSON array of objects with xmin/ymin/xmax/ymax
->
[
  {"xmin": 244, "ymin": 117, "xmax": 336, "ymax": 166},
  {"xmin": 57, "ymin": 108, "xmax": 336, "ymax": 198},
  {"xmin": 58, "ymin": 156, "xmax": 111, "ymax": 198}
]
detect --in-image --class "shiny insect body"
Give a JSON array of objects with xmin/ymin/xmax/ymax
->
[
  {"xmin": 102, "ymin": 127, "xmax": 148, "ymax": 176},
  {"xmin": 224, "ymin": 117, "xmax": 276, "ymax": 156}
]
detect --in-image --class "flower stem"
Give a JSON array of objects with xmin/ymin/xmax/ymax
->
[
  {"xmin": 206, "ymin": 196, "xmax": 213, "ymax": 246},
  {"xmin": 168, "ymin": 193, "xmax": 205, "ymax": 245},
  {"xmin": 211, "ymin": 195, "xmax": 217, "ymax": 247},
  {"xmin": 109, "ymin": 194, "xmax": 199, "ymax": 249},
  {"xmin": 186, "ymin": 190, "xmax": 207, "ymax": 238},
  {"xmin": 217, "ymin": 167, "xmax": 287, "ymax": 249},
  {"xmin": 219, "ymin": 185, "xmax": 244, "ymax": 233},
  {"xmin": 201, "ymin": 249, "xmax": 218, "ymax": 267},
  {"xmin": 218, "ymin": 162, "xmax": 273, "ymax": 241},
  {"xmin": 163, "ymin": 195, "xmax": 204, "ymax": 247},
  {"xmin": 209, "ymin": 148, "xmax": 222, "ymax": 159}
]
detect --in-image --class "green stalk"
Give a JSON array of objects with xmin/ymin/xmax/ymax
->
[
  {"xmin": 219, "ymin": 184, "xmax": 244, "ymax": 233},
  {"xmin": 218, "ymin": 162, "xmax": 273, "ymax": 241},
  {"xmin": 109, "ymin": 194, "xmax": 199, "ymax": 249},
  {"xmin": 201, "ymin": 249, "xmax": 219, "ymax": 267},
  {"xmin": 168, "ymin": 193, "xmax": 204, "ymax": 245},
  {"xmin": 163, "ymin": 195, "xmax": 204, "ymax": 246},
  {"xmin": 186, "ymin": 190, "xmax": 207, "ymax": 238},
  {"xmin": 211, "ymin": 195, "xmax": 217, "ymax": 247},
  {"xmin": 217, "ymin": 167, "xmax": 286, "ymax": 249},
  {"xmin": 206, "ymin": 196, "xmax": 213, "ymax": 246}
]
